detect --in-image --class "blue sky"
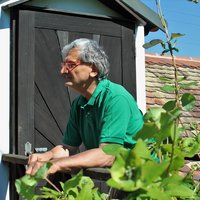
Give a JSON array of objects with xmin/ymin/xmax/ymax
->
[{"xmin": 141, "ymin": 0, "xmax": 200, "ymax": 58}]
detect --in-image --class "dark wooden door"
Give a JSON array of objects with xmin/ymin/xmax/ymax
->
[{"xmin": 14, "ymin": 9, "xmax": 136, "ymax": 154}]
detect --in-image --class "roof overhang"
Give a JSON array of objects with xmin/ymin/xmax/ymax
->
[
  {"xmin": 99, "ymin": 0, "xmax": 164, "ymax": 34},
  {"xmin": 120, "ymin": 0, "xmax": 164, "ymax": 31},
  {"xmin": 2, "ymin": 0, "xmax": 164, "ymax": 35},
  {"xmin": 1, "ymin": 0, "xmax": 29, "ymax": 9}
]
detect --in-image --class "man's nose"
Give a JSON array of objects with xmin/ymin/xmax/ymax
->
[{"xmin": 60, "ymin": 66, "xmax": 69, "ymax": 74}]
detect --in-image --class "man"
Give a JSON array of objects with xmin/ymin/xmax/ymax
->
[{"xmin": 26, "ymin": 38, "xmax": 143, "ymax": 176}]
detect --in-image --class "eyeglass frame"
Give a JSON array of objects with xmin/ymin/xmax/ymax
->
[{"xmin": 61, "ymin": 60, "xmax": 82, "ymax": 72}]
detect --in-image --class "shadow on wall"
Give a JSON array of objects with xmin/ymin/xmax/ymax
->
[
  {"xmin": 0, "ymin": 7, "xmax": 10, "ymax": 29},
  {"xmin": 0, "ymin": 157, "xmax": 9, "ymax": 200}
]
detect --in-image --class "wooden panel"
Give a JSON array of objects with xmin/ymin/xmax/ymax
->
[
  {"xmin": 99, "ymin": 36, "xmax": 122, "ymax": 84},
  {"xmin": 34, "ymin": 11, "xmax": 122, "ymax": 37},
  {"xmin": 34, "ymin": 129, "xmax": 55, "ymax": 151},
  {"xmin": 18, "ymin": 10, "xmax": 35, "ymax": 154},
  {"xmin": 34, "ymin": 85, "xmax": 62, "ymax": 146},
  {"xmin": 121, "ymin": 24, "xmax": 136, "ymax": 98},
  {"xmin": 35, "ymin": 28, "xmax": 71, "ymax": 135},
  {"xmin": 16, "ymin": 9, "xmax": 137, "ymax": 153}
]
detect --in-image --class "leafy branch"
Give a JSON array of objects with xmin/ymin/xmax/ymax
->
[
  {"xmin": 103, "ymin": 0, "xmax": 200, "ymax": 199},
  {"xmin": 15, "ymin": 163, "xmax": 107, "ymax": 200}
]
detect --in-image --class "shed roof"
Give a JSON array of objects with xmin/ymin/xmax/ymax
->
[
  {"xmin": 116, "ymin": 0, "xmax": 164, "ymax": 32},
  {"xmin": 99, "ymin": 0, "xmax": 164, "ymax": 34},
  {"xmin": 146, "ymin": 53, "xmax": 200, "ymax": 69},
  {"xmin": 2, "ymin": 0, "xmax": 164, "ymax": 34}
]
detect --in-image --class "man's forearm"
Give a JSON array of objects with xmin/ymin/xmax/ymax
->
[{"xmin": 49, "ymin": 147, "xmax": 115, "ymax": 174}]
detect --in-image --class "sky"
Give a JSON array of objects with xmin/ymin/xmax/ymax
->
[{"xmin": 141, "ymin": 0, "xmax": 200, "ymax": 58}]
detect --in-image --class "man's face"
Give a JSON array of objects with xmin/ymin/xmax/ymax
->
[{"xmin": 60, "ymin": 48, "xmax": 94, "ymax": 89}]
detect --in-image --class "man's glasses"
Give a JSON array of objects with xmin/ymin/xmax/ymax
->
[{"xmin": 61, "ymin": 61, "xmax": 81, "ymax": 72}]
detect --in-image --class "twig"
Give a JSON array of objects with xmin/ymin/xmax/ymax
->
[{"xmin": 44, "ymin": 177, "xmax": 61, "ymax": 193}]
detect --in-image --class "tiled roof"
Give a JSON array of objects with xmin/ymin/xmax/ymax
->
[
  {"xmin": 146, "ymin": 52, "xmax": 200, "ymax": 68},
  {"xmin": 145, "ymin": 53, "xmax": 200, "ymax": 130}
]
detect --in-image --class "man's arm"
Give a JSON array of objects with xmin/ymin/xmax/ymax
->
[
  {"xmin": 48, "ymin": 143, "xmax": 115, "ymax": 174},
  {"xmin": 26, "ymin": 143, "xmax": 115, "ymax": 175}
]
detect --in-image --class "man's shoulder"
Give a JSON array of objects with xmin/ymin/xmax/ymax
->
[{"xmin": 106, "ymin": 80, "xmax": 131, "ymax": 97}]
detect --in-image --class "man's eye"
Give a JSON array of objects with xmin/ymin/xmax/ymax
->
[{"xmin": 68, "ymin": 63, "xmax": 75, "ymax": 68}]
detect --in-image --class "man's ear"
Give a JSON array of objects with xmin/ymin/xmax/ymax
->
[{"xmin": 90, "ymin": 65, "xmax": 98, "ymax": 78}]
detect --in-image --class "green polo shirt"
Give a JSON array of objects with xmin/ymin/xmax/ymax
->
[{"xmin": 63, "ymin": 79, "xmax": 143, "ymax": 149}]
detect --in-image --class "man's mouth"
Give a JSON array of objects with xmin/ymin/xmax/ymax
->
[{"xmin": 65, "ymin": 75, "xmax": 72, "ymax": 80}]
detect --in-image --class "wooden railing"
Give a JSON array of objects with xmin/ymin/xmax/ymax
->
[
  {"xmin": 2, "ymin": 153, "xmax": 110, "ymax": 180},
  {"xmin": 2, "ymin": 153, "xmax": 111, "ymax": 200}
]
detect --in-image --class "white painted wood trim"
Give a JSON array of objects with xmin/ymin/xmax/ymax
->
[
  {"xmin": 135, "ymin": 25, "xmax": 146, "ymax": 114},
  {"xmin": 0, "ymin": 5, "xmax": 10, "ymax": 200}
]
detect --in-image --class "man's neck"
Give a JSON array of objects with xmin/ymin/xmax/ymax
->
[{"xmin": 76, "ymin": 79, "xmax": 98, "ymax": 100}]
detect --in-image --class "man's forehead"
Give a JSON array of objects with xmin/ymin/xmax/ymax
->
[{"xmin": 65, "ymin": 48, "xmax": 80, "ymax": 61}]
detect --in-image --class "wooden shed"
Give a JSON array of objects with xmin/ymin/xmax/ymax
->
[{"xmin": 0, "ymin": 0, "xmax": 163, "ymax": 199}]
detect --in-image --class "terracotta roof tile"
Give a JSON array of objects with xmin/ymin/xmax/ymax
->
[
  {"xmin": 146, "ymin": 53, "xmax": 200, "ymax": 69},
  {"xmin": 145, "ymin": 53, "xmax": 200, "ymax": 129}
]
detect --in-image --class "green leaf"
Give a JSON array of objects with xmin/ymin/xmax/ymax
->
[
  {"xmin": 63, "ymin": 171, "xmax": 82, "ymax": 195},
  {"xmin": 145, "ymin": 107, "xmax": 166, "ymax": 122},
  {"xmin": 159, "ymin": 76, "xmax": 173, "ymax": 82},
  {"xmin": 79, "ymin": 176, "xmax": 94, "ymax": 189},
  {"xmin": 161, "ymin": 49, "xmax": 170, "ymax": 55},
  {"xmin": 40, "ymin": 186, "xmax": 60, "ymax": 199},
  {"xmin": 40, "ymin": 186, "xmax": 59, "ymax": 195},
  {"xmin": 161, "ymin": 174, "xmax": 183, "ymax": 186},
  {"xmin": 162, "ymin": 174, "xmax": 195, "ymax": 197},
  {"xmin": 147, "ymin": 187, "xmax": 171, "ymax": 200},
  {"xmin": 18, "ymin": 175, "xmax": 38, "ymax": 187},
  {"xmin": 163, "ymin": 100, "xmax": 176, "ymax": 111},
  {"xmin": 15, "ymin": 177, "xmax": 38, "ymax": 200},
  {"xmin": 134, "ymin": 139, "xmax": 151, "ymax": 159},
  {"xmin": 170, "ymin": 33, "xmax": 185, "ymax": 41},
  {"xmin": 76, "ymin": 184, "xmax": 93, "ymax": 200},
  {"xmin": 179, "ymin": 81, "xmax": 198, "ymax": 89},
  {"xmin": 181, "ymin": 137, "xmax": 199, "ymax": 157},
  {"xmin": 161, "ymin": 85, "xmax": 176, "ymax": 92},
  {"xmin": 34, "ymin": 162, "xmax": 52, "ymax": 180},
  {"xmin": 169, "ymin": 154, "xmax": 185, "ymax": 171},
  {"xmin": 102, "ymin": 144, "xmax": 123, "ymax": 156},
  {"xmin": 134, "ymin": 122, "xmax": 159, "ymax": 140},
  {"xmin": 155, "ymin": 120, "xmax": 175, "ymax": 144},
  {"xmin": 92, "ymin": 188, "xmax": 108, "ymax": 200},
  {"xmin": 181, "ymin": 93, "xmax": 196, "ymax": 111},
  {"xmin": 143, "ymin": 39, "xmax": 164, "ymax": 49},
  {"xmin": 177, "ymin": 76, "xmax": 187, "ymax": 82},
  {"xmin": 160, "ymin": 108, "xmax": 181, "ymax": 128},
  {"xmin": 172, "ymin": 47, "xmax": 179, "ymax": 52},
  {"xmin": 141, "ymin": 160, "xmax": 168, "ymax": 184},
  {"xmin": 15, "ymin": 163, "xmax": 53, "ymax": 200},
  {"xmin": 109, "ymin": 150, "xmax": 127, "ymax": 179},
  {"xmin": 107, "ymin": 178, "xmax": 137, "ymax": 192},
  {"xmin": 165, "ymin": 183, "xmax": 194, "ymax": 197}
]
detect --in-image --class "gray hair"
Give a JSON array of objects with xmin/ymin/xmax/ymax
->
[{"xmin": 62, "ymin": 38, "xmax": 110, "ymax": 81}]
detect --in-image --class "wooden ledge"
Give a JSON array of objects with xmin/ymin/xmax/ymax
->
[
  {"xmin": 2, "ymin": 154, "xmax": 110, "ymax": 181},
  {"xmin": 2, "ymin": 154, "xmax": 28, "ymax": 165}
]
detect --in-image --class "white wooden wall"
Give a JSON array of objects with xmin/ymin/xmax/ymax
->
[{"xmin": 0, "ymin": 3, "xmax": 11, "ymax": 200}]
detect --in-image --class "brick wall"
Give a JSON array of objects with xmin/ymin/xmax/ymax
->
[{"xmin": 145, "ymin": 53, "xmax": 200, "ymax": 130}]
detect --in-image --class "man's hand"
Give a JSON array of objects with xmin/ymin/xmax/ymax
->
[
  {"xmin": 26, "ymin": 159, "xmax": 46, "ymax": 176},
  {"xmin": 26, "ymin": 145, "xmax": 70, "ymax": 175}
]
